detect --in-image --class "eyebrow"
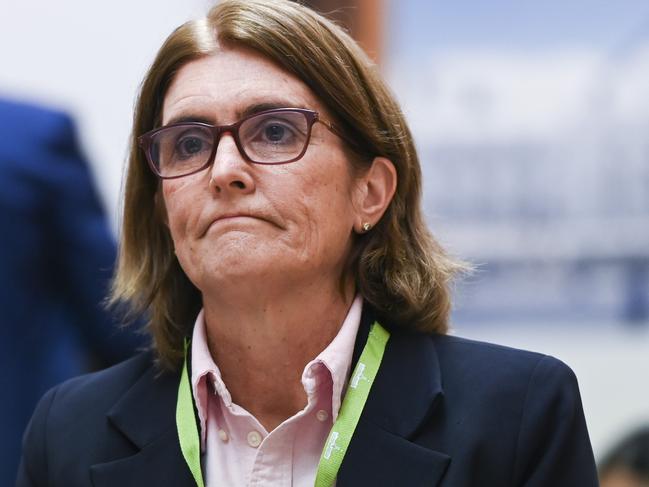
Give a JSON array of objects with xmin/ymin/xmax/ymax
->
[
  {"xmin": 165, "ymin": 114, "xmax": 214, "ymax": 126},
  {"xmin": 164, "ymin": 100, "xmax": 309, "ymax": 127},
  {"xmin": 240, "ymin": 101, "xmax": 307, "ymax": 118}
]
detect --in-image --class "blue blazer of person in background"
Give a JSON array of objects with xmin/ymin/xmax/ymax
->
[{"xmin": 0, "ymin": 98, "xmax": 144, "ymax": 485}]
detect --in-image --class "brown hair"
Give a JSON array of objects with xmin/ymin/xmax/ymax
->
[{"xmin": 112, "ymin": 0, "xmax": 467, "ymax": 370}]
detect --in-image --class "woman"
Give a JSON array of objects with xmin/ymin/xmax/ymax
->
[{"xmin": 17, "ymin": 1, "xmax": 598, "ymax": 486}]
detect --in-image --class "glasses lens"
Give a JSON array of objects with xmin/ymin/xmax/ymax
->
[
  {"xmin": 239, "ymin": 111, "xmax": 309, "ymax": 163},
  {"xmin": 149, "ymin": 124, "xmax": 213, "ymax": 177}
]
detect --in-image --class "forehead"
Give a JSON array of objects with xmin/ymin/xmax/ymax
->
[{"xmin": 162, "ymin": 47, "xmax": 321, "ymax": 125}]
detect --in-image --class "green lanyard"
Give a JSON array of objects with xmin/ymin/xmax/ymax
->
[{"xmin": 176, "ymin": 321, "xmax": 390, "ymax": 487}]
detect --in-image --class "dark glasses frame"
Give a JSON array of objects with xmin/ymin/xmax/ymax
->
[{"xmin": 137, "ymin": 107, "xmax": 357, "ymax": 179}]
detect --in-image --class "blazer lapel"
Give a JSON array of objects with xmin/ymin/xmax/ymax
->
[
  {"xmin": 338, "ymin": 311, "xmax": 451, "ymax": 486},
  {"xmin": 89, "ymin": 364, "xmax": 196, "ymax": 487}
]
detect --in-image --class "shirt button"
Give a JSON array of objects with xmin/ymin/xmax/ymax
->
[
  {"xmin": 247, "ymin": 430, "xmax": 262, "ymax": 448},
  {"xmin": 316, "ymin": 410, "xmax": 329, "ymax": 422},
  {"xmin": 218, "ymin": 429, "xmax": 229, "ymax": 443}
]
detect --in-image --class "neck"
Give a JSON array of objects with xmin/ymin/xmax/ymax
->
[{"xmin": 202, "ymin": 277, "xmax": 355, "ymax": 431}]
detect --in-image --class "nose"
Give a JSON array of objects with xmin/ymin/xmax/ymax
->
[{"xmin": 208, "ymin": 131, "xmax": 255, "ymax": 195}]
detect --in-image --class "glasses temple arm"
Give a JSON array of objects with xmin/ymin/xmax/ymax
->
[{"xmin": 318, "ymin": 117, "xmax": 370, "ymax": 156}]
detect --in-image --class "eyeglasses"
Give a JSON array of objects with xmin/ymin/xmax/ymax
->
[{"xmin": 138, "ymin": 108, "xmax": 351, "ymax": 179}]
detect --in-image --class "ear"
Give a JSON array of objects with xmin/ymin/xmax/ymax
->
[{"xmin": 353, "ymin": 156, "xmax": 397, "ymax": 233}]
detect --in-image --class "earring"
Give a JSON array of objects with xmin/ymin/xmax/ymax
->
[{"xmin": 362, "ymin": 222, "xmax": 372, "ymax": 232}]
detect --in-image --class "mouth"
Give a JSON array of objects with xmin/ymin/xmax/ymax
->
[{"xmin": 201, "ymin": 213, "xmax": 282, "ymax": 236}]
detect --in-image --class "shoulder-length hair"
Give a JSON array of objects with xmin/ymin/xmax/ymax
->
[{"xmin": 112, "ymin": 0, "xmax": 467, "ymax": 370}]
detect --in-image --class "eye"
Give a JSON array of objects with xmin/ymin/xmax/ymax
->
[
  {"xmin": 173, "ymin": 129, "xmax": 212, "ymax": 159},
  {"xmin": 242, "ymin": 111, "xmax": 308, "ymax": 146},
  {"xmin": 252, "ymin": 118, "xmax": 299, "ymax": 146},
  {"xmin": 178, "ymin": 136, "xmax": 204, "ymax": 155},
  {"xmin": 239, "ymin": 111, "xmax": 310, "ymax": 162},
  {"xmin": 263, "ymin": 123, "xmax": 289, "ymax": 143}
]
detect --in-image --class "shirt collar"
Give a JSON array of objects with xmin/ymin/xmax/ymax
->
[
  {"xmin": 190, "ymin": 308, "xmax": 223, "ymax": 449},
  {"xmin": 301, "ymin": 294, "xmax": 363, "ymax": 419},
  {"xmin": 190, "ymin": 294, "xmax": 364, "ymax": 445}
]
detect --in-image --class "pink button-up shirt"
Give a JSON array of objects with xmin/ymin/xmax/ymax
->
[{"xmin": 191, "ymin": 295, "xmax": 363, "ymax": 486}]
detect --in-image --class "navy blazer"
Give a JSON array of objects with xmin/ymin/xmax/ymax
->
[
  {"xmin": 17, "ymin": 309, "xmax": 599, "ymax": 486},
  {"xmin": 1, "ymin": 99, "xmax": 144, "ymax": 486}
]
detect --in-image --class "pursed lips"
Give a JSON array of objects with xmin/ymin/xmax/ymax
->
[{"xmin": 201, "ymin": 212, "xmax": 282, "ymax": 236}]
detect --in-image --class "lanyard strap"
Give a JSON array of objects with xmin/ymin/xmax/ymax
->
[
  {"xmin": 176, "ymin": 321, "xmax": 390, "ymax": 487},
  {"xmin": 314, "ymin": 321, "xmax": 389, "ymax": 487},
  {"xmin": 177, "ymin": 339, "xmax": 206, "ymax": 487}
]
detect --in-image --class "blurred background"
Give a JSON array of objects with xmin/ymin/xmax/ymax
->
[{"xmin": 1, "ymin": 0, "xmax": 648, "ymax": 483}]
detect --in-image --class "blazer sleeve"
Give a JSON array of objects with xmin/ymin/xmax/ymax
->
[
  {"xmin": 512, "ymin": 355, "xmax": 599, "ymax": 486},
  {"xmin": 16, "ymin": 386, "xmax": 58, "ymax": 487}
]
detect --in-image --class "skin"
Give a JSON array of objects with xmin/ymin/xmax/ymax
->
[
  {"xmin": 160, "ymin": 46, "xmax": 396, "ymax": 431},
  {"xmin": 600, "ymin": 469, "xmax": 649, "ymax": 487}
]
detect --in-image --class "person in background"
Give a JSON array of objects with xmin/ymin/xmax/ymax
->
[
  {"xmin": 0, "ymin": 98, "xmax": 143, "ymax": 485},
  {"xmin": 17, "ymin": 1, "xmax": 598, "ymax": 485},
  {"xmin": 600, "ymin": 427, "xmax": 649, "ymax": 487}
]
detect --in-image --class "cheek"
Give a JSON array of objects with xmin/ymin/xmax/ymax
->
[
  {"xmin": 161, "ymin": 180, "xmax": 202, "ymax": 244},
  {"xmin": 280, "ymin": 167, "xmax": 356, "ymax": 259},
  {"xmin": 161, "ymin": 181, "xmax": 211, "ymax": 287},
  {"xmin": 307, "ymin": 167, "xmax": 356, "ymax": 225}
]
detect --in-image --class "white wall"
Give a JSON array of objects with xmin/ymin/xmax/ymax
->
[{"xmin": 0, "ymin": 0, "xmax": 211, "ymax": 229}]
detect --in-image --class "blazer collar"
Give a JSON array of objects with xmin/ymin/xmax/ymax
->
[
  {"xmin": 338, "ymin": 307, "xmax": 451, "ymax": 486},
  {"xmin": 89, "ymin": 358, "xmax": 195, "ymax": 487}
]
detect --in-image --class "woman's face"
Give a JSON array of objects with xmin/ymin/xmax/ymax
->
[{"xmin": 160, "ymin": 47, "xmax": 364, "ymax": 298}]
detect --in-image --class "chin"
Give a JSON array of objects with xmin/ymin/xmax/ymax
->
[
  {"xmin": 198, "ymin": 252, "xmax": 285, "ymax": 281},
  {"xmin": 181, "ymin": 237, "xmax": 325, "ymax": 291}
]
